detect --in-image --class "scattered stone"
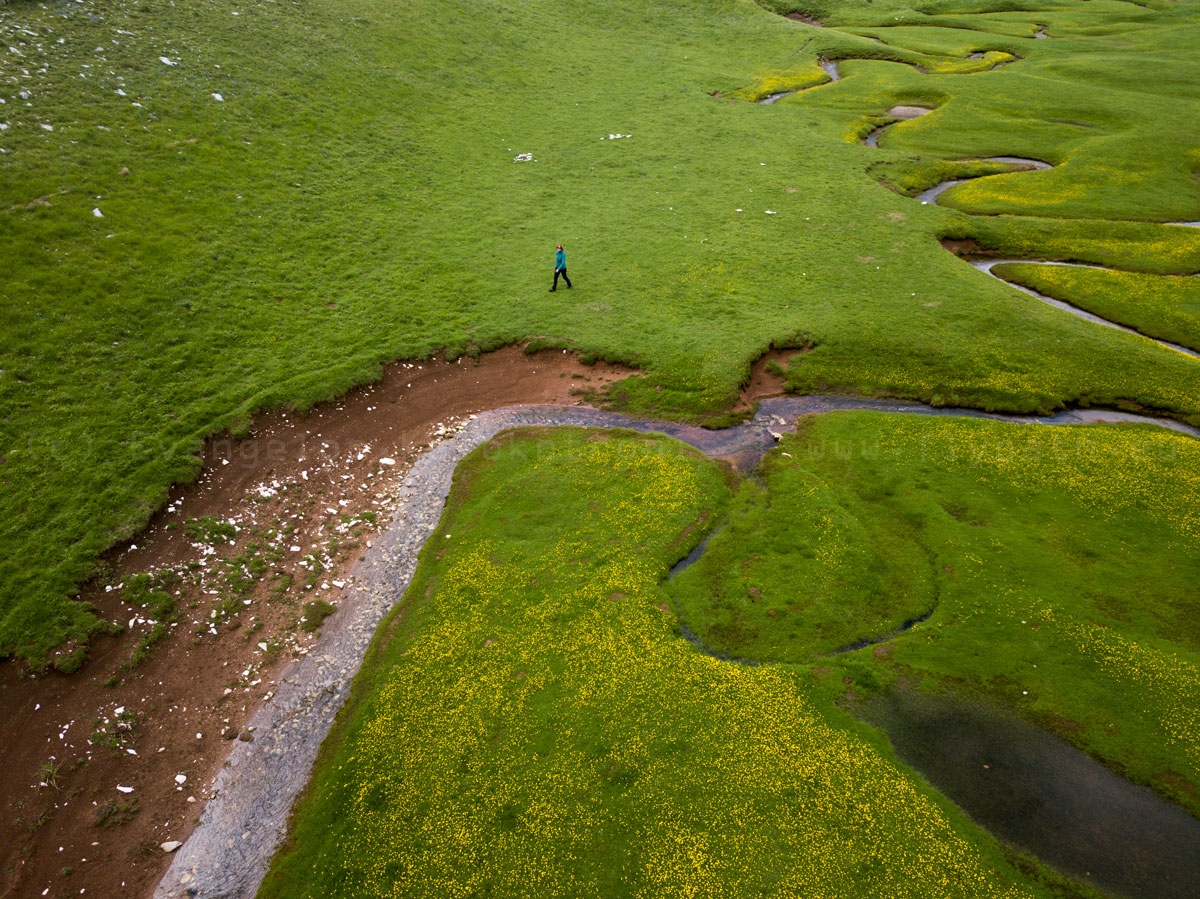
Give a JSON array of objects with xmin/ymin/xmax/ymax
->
[
  {"xmin": 222, "ymin": 727, "xmax": 238, "ymax": 740},
  {"xmin": 161, "ymin": 841, "xmax": 183, "ymax": 853},
  {"xmin": 237, "ymin": 730, "xmax": 254, "ymax": 742}
]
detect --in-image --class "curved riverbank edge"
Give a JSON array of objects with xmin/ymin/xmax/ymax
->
[
  {"xmin": 153, "ymin": 398, "xmax": 1200, "ymax": 899},
  {"xmin": 915, "ymin": 156, "xmax": 1052, "ymax": 204},
  {"xmin": 972, "ymin": 259, "xmax": 1200, "ymax": 359}
]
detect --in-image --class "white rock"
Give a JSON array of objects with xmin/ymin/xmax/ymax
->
[
  {"xmin": 161, "ymin": 841, "xmax": 182, "ymax": 852},
  {"xmin": 41, "ymin": 123, "xmax": 53, "ymax": 131},
  {"xmin": 379, "ymin": 457, "xmax": 396, "ymax": 466},
  {"xmin": 211, "ymin": 92, "xmax": 223, "ymax": 102},
  {"xmin": 116, "ymin": 785, "xmax": 134, "ymax": 793},
  {"xmin": 175, "ymin": 774, "xmax": 187, "ymax": 784},
  {"xmin": 159, "ymin": 56, "xmax": 175, "ymax": 66}
]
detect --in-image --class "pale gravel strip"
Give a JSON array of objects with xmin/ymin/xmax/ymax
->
[{"xmin": 154, "ymin": 399, "xmax": 1199, "ymax": 898}]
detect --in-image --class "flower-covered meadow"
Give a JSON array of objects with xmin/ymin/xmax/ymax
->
[
  {"xmin": 672, "ymin": 412, "xmax": 1200, "ymax": 815},
  {"xmin": 261, "ymin": 428, "xmax": 1043, "ymax": 898}
]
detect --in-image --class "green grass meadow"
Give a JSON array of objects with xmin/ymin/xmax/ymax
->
[
  {"xmin": 670, "ymin": 413, "xmax": 1200, "ymax": 817},
  {"xmin": 5, "ymin": 0, "xmax": 1200, "ymax": 665},
  {"xmin": 260, "ymin": 427, "xmax": 1070, "ymax": 898},
  {"xmin": 261, "ymin": 416, "xmax": 1200, "ymax": 895}
]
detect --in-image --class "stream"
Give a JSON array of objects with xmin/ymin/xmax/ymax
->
[
  {"xmin": 759, "ymin": 60, "xmax": 840, "ymax": 105},
  {"xmin": 971, "ymin": 259, "xmax": 1200, "ymax": 359},
  {"xmin": 863, "ymin": 689, "xmax": 1200, "ymax": 898}
]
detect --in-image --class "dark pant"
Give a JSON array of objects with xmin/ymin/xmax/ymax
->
[{"xmin": 552, "ymin": 268, "xmax": 572, "ymax": 290}]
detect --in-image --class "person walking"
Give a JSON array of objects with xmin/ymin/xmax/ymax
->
[{"xmin": 550, "ymin": 243, "xmax": 572, "ymax": 291}]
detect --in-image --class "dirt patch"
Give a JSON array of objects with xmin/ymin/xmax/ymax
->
[
  {"xmin": 7, "ymin": 188, "xmax": 68, "ymax": 213},
  {"xmin": 736, "ymin": 345, "xmax": 813, "ymax": 411},
  {"xmin": 0, "ymin": 345, "xmax": 630, "ymax": 899},
  {"xmin": 939, "ymin": 236, "xmax": 987, "ymax": 257},
  {"xmin": 785, "ymin": 12, "xmax": 824, "ymax": 27}
]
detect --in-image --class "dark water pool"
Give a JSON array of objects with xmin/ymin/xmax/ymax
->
[{"xmin": 863, "ymin": 689, "xmax": 1200, "ymax": 898}]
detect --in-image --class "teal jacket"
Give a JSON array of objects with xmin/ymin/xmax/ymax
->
[{"xmin": 555, "ymin": 249, "xmax": 566, "ymax": 271}]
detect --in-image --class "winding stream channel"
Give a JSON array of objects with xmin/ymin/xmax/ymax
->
[
  {"xmin": 156, "ymin": 396, "xmax": 1200, "ymax": 899},
  {"xmin": 875, "ymin": 141, "xmax": 1198, "ymax": 358}
]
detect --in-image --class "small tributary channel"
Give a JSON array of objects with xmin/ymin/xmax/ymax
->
[
  {"xmin": 759, "ymin": 60, "xmax": 840, "ymax": 105},
  {"xmin": 862, "ymin": 689, "xmax": 1200, "ymax": 898},
  {"xmin": 971, "ymin": 259, "xmax": 1200, "ymax": 359},
  {"xmin": 915, "ymin": 156, "xmax": 1051, "ymax": 204}
]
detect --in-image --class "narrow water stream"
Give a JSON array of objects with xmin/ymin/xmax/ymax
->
[
  {"xmin": 759, "ymin": 60, "xmax": 840, "ymax": 105},
  {"xmin": 971, "ymin": 259, "xmax": 1200, "ymax": 359},
  {"xmin": 915, "ymin": 156, "xmax": 1050, "ymax": 204},
  {"xmin": 863, "ymin": 690, "xmax": 1200, "ymax": 898}
]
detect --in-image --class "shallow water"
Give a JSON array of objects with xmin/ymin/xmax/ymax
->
[
  {"xmin": 819, "ymin": 59, "xmax": 841, "ymax": 82},
  {"xmin": 863, "ymin": 689, "xmax": 1200, "ymax": 898}
]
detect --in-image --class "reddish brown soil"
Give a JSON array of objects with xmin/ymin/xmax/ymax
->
[
  {"xmin": 785, "ymin": 12, "xmax": 824, "ymax": 27},
  {"xmin": 735, "ymin": 347, "xmax": 803, "ymax": 412},
  {"xmin": 0, "ymin": 346, "xmax": 636, "ymax": 899},
  {"xmin": 939, "ymin": 236, "xmax": 989, "ymax": 257}
]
